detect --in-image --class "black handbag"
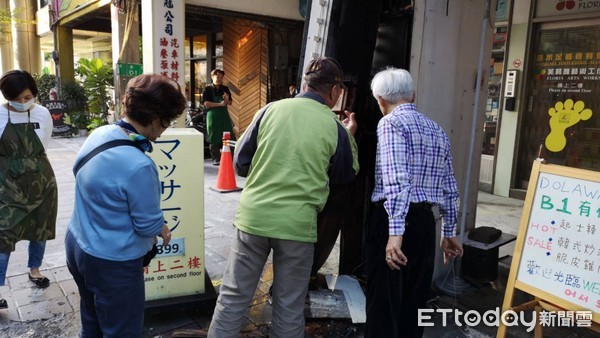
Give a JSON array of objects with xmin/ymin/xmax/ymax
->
[{"xmin": 143, "ymin": 244, "xmax": 159, "ymax": 267}]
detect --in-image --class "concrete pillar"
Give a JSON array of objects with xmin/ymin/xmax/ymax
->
[
  {"xmin": 56, "ymin": 25, "xmax": 74, "ymax": 84},
  {"xmin": 0, "ymin": 0, "xmax": 14, "ymax": 73},
  {"xmin": 411, "ymin": 0, "xmax": 495, "ymax": 232},
  {"xmin": 411, "ymin": 1, "xmax": 496, "ymax": 283},
  {"xmin": 111, "ymin": 2, "xmax": 140, "ymax": 116},
  {"xmin": 10, "ymin": 0, "xmax": 40, "ymax": 73}
]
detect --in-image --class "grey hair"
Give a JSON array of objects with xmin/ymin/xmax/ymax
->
[{"xmin": 370, "ymin": 67, "xmax": 414, "ymax": 104}]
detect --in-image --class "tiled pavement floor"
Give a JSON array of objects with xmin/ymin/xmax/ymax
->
[{"xmin": 2, "ymin": 136, "xmax": 598, "ymax": 337}]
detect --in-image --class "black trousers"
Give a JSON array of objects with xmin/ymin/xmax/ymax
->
[{"xmin": 365, "ymin": 202, "xmax": 436, "ymax": 338}]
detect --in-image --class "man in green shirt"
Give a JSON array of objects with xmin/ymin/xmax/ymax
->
[{"xmin": 208, "ymin": 57, "xmax": 359, "ymax": 337}]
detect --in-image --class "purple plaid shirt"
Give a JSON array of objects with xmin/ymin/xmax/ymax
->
[{"xmin": 371, "ymin": 103, "xmax": 459, "ymax": 237}]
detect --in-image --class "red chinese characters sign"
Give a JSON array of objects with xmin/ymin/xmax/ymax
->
[{"xmin": 142, "ymin": 0, "xmax": 184, "ymax": 88}]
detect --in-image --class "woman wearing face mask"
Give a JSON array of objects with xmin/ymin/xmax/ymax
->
[{"xmin": 0, "ymin": 70, "xmax": 58, "ymax": 309}]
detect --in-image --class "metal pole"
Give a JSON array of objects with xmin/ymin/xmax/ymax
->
[{"xmin": 459, "ymin": 0, "xmax": 491, "ymax": 243}]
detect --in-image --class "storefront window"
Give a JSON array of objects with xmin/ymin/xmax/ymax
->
[
  {"xmin": 216, "ymin": 41, "xmax": 223, "ymax": 70},
  {"xmin": 194, "ymin": 60, "xmax": 207, "ymax": 106},
  {"xmin": 184, "ymin": 35, "xmax": 209, "ymax": 109},
  {"xmin": 515, "ymin": 25, "xmax": 600, "ymax": 188},
  {"xmin": 183, "ymin": 34, "xmax": 225, "ymax": 109},
  {"xmin": 184, "ymin": 58, "xmax": 191, "ymax": 106},
  {"xmin": 216, "ymin": 43, "xmax": 223, "ymax": 57},
  {"xmin": 193, "ymin": 36, "xmax": 207, "ymax": 58}
]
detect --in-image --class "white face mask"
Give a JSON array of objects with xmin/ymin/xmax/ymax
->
[{"xmin": 8, "ymin": 99, "xmax": 35, "ymax": 112}]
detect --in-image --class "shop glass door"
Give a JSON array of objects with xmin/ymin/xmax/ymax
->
[{"xmin": 515, "ymin": 22, "xmax": 600, "ymax": 189}]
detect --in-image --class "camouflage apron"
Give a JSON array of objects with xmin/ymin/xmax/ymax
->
[{"xmin": 0, "ymin": 107, "xmax": 57, "ymax": 252}]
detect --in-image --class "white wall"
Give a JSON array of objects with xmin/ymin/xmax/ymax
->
[{"xmin": 186, "ymin": 0, "xmax": 303, "ymax": 21}]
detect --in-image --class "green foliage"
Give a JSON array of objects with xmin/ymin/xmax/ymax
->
[
  {"xmin": 68, "ymin": 113, "xmax": 90, "ymax": 132},
  {"xmin": 0, "ymin": 9, "xmax": 34, "ymax": 46},
  {"xmin": 33, "ymin": 73, "xmax": 57, "ymax": 102},
  {"xmin": 87, "ymin": 117, "xmax": 106, "ymax": 130},
  {"xmin": 61, "ymin": 81, "xmax": 89, "ymax": 130},
  {"xmin": 61, "ymin": 81, "xmax": 87, "ymax": 112},
  {"xmin": 76, "ymin": 58, "xmax": 114, "ymax": 130},
  {"xmin": 0, "ymin": 10, "xmax": 12, "ymax": 45}
]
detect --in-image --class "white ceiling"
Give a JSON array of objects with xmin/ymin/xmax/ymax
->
[{"xmin": 39, "ymin": 30, "xmax": 112, "ymax": 60}]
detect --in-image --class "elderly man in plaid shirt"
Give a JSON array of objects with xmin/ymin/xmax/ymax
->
[{"xmin": 365, "ymin": 67, "xmax": 463, "ymax": 338}]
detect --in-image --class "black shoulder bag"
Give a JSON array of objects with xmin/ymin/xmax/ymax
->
[
  {"xmin": 73, "ymin": 139, "xmax": 159, "ymax": 267},
  {"xmin": 73, "ymin": 139, "xmax": 143, "ymax": 175}
]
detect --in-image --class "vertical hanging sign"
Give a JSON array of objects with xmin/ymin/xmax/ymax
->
[{"xmin": 141, "ymin": 0, "xmax": 184, "ymax": 90}]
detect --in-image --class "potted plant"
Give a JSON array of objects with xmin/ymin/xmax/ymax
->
[
  {"xmin": 76, "ymin": 58, "xmax": 114, "ymax": 131},
  {"xmin": 69, "ymin": 110, "xmax": 91, "ymax": 136},
  {"xmin": 60, "ymin": 81, "xmax": 89, "ymax": 136},
  {"xmin": 33, "ymin": 73, "xmax": 57, "ymax": 102}
]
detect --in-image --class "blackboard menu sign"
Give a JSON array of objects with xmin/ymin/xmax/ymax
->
[{"xmin": 42, "ymin": 100, "xmax": 71, "ymax": 136}]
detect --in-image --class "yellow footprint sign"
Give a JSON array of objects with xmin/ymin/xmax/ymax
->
[{"xmin": 544, "ymin": 99, "xmax": 593, "ymax": 152}]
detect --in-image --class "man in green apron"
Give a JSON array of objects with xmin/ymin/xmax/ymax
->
[
  {"xmin": 202, "ymin": 69, "xmax": 235, "ymax": 165},
  {"xmin": 0, "ymin": 70, "xmax": 58, "ymax": 309}
]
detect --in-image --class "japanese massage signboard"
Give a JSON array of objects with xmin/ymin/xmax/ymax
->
[
  {"xmin": 502, "ymin": 160, "xmax": 600, "ymax": 325},
  {"xmin": 145, "ymin": 129, "xmax": 205, "ymax": 301}
]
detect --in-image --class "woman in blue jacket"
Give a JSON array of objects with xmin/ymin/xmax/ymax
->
[{"xmin": 65, "ymin": 74, "xmax": 186, "ymax": 337}]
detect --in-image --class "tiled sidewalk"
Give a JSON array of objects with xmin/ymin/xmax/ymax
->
[
  {"xmin": 0, "ymin": 135, "xmax": 246, "ymax": 337},
  {"xmin": 10, "ymin": 135, "xmax": 587, "ymax": 338}
]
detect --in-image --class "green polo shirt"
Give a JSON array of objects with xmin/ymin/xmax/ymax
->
[{"xmin": 233, "ymin": 93, "xmax": 359, "ymax": 243}]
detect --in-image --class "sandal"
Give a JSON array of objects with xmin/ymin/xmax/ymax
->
[
  {"xmin": 0, "ymin": 299, "xmax": 7, "ymax": 309},
  {"xmin": 28, "ymin": 273, "xmax": 50, "ymax": 288}
]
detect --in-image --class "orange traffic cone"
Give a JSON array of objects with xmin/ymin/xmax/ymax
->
[{"xmin": 210, "ymin": 132, "xmax": 242, "ymax": 193}]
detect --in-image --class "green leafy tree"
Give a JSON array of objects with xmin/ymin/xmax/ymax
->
[
  {"xmin": 76, "ymin": 58, "xmax": 114, "ymax": 130},
  {"xmin": 33, "ymin": 73, "xmax": 57, "ymax": 102},
  {"xmin": 61, "ymin": 81, "xmax": 89, "ymax": 131},
  {"xmin": 0, "ymin": 9, "xmax": 13, "ymax": 45},
  {"xmin": 0, "ymin": 9, "xmax": 34, "ymax": 46}
]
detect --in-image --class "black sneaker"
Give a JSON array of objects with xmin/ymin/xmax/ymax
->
[
  {"xmin": 0, "ymin": 299, "xmax": 8, "ymax": 309},
  {"xmin": 212, "ymin": 159, "xmax": 220, "ymax": 166}
]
